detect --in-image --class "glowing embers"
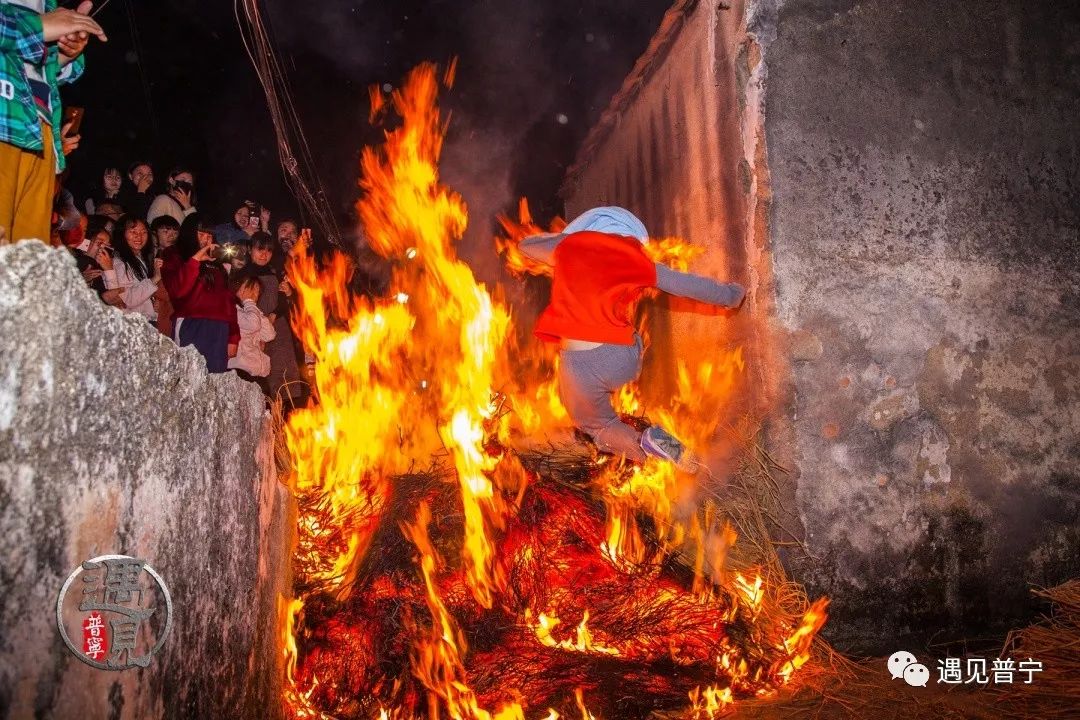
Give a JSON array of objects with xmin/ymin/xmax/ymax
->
[
  {"xmin": 527, "ymin": 609, "xmax": 620, "ymax": 657},
  {"xmin": 279, "ymin": 60, "xmax": 828, "ymax": 720}
]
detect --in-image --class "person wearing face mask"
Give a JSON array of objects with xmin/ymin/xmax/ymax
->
[
  {"xmin": 100, "ymin": 215, "xmax": 160, "ymax": 323},
  {"xmin": 516, "ymin": 206, "xmax": 746, "ymax": 469},
  {"xmin": 146, "ymin": 167, "xmax": 196, "ymax": 226}
]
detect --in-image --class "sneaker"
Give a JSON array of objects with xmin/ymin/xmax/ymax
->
[{"xmin": 640, "ymin": 425, "xmax": 694, "ymax": 470}]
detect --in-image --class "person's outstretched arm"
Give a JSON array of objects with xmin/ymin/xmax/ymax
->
[
  {"xmin": 655, "ymin": 264, "xmax": 746, "ymax": 308},
  {"xmin": 519, "ymin": 232, "xmax": 566, "ymax": 269}
]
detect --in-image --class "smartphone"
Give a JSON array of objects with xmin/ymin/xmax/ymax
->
[{"xmin": 63, "ymin": 106, "xmax": 85, "ymax": 136}]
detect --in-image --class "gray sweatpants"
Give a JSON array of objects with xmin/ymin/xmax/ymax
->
[
  {"xmin": 544, "ymin": 256, "xmax": 745, "ymax": 463},
  {"xmin": 559, "ymin": 334, "xmax": 647, "ymax": 462}
]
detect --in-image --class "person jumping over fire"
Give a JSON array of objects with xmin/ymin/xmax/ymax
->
[{"xmin": 518, "ymin": 206, "xmax": 746, "ymax": 470}]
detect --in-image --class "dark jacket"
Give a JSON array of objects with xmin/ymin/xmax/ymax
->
[{"xmin": 69, "ymin": 248, "xmax": 107, "ymax": 297}]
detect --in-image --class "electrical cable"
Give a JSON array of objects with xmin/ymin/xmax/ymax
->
[{"xmin": 234, "ymin": 0, "xmax": 343, "ymax": 246}]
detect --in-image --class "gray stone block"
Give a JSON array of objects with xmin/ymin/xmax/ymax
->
[{"xmin": 0, "ymin": 241, "xmax": 289, "ymax": 720}]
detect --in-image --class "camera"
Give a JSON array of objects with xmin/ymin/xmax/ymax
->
[
  {"xmin": 209, "ymin": 244, "xmax": 237, "ymax": 262},
  {"xmin": 173, "ymin": 179, "xmax": 194, "ymax": 194}
]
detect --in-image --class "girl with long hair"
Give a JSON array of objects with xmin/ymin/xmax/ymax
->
[
  {"xmin": 84, "ymin": 166, "xmax": 124, "ymax": 216},
  {"xmin": 100, "ymin": 216, "xmax": 161, "ymax": 323},
  {"xmin": 160, "ymin": 214, "xmax": 239, "ymax": 373}
]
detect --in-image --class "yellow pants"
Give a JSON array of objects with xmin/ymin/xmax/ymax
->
[{"xmin": 0, "ymin": 122, "xmax": 55, "ymax": 245}]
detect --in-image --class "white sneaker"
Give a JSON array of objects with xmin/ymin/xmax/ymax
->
[{"xmin": 640, "ymin": 425, "xmax": 696, "ymax": 471}]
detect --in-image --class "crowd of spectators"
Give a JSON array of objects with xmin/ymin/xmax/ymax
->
[
  {"xmin": 1, "ymin": 1, "xmax": 310, "ymax": 407},
  {"xmin": 64, "ymin": 164, "xmax": 311, "ymax": 406}
]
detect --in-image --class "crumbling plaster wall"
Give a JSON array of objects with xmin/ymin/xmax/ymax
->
[
  {"xmin": 562, "ymin": 0, "xmax": 776, "ymax": 434},
  {"xmin": 761, "ymin": 0, "xmax": 1080, "ymax": 651},
  {"xmin": 563, "ymin": 0, "xmax": 1080, "ymax": 653},
  {"xmin": 0, "ymin": 242, "xmax": 290, "ymax": 719}
]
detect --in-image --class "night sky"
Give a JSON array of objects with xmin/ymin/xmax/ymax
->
[{"xmin": 62, "ymin": 0, "xmax": 672, "ymax": 240}]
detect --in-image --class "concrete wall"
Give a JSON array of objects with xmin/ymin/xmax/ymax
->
[
  {"xmin": 563, "ymin": 0, "xmax": 1080, "ymax": 652},
  {"xmin": 561, "ymin": 0, "xmax": 778, "ymax": 420},
  {"xmin": 0, "ymin": 242, "xmax": 290, "ymax": 719},
  {"xmin": 763, "ymin": 0, "xmax": 1080, "ymax": 651}
]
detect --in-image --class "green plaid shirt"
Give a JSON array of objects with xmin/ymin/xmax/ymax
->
[{"xmin": 1, "ymin": 0, "xmax": 85, "ymax": 172}]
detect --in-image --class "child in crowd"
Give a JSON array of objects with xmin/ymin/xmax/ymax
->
[
  {"xmin": 227, "ymin": 276, "xmax": 276, "ymax": 393},
  {"xmin": 149, "ymin": 215, "xmax": 180, "ymax": 337},
  {"xmin": 150, "ymin": 215, "xmax": 180, "ymax": 252},
  {"xmin": 518, "ymin": 206, "xmax": 746, "ymax": 469}
]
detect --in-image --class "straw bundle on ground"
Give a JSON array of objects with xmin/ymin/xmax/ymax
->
[{"xmin": 271, "ymin": 403, "xmax": 1076, "ymax": 719}]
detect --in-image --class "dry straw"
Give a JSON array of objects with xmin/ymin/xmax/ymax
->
[{"xmin": 271, "ymin": 401, "xmax": 1075, "ymax": 719}]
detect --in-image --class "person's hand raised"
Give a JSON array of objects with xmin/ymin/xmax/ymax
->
[
  {"xmin": 102, "ymin": 288, "xmax": 125, "ymax": 308},
  {"xmin": 171, "ymin": 186, "xmax": 193, "ymax": 210},
  {"xmin": 60, "ymin": 122, "xmax": 80, "ymax": 156},
  {"xmin": 42, "ymin": 2, "xmax": 107, "ymax": 44},
  {"xmin": 132, "ymin": 167, "xmax": 154, "ymax": 193},
  {"xmin": 95, "ymin": 248, "xmax": 113, "ymax": 270},
  {"xmin": 193, "ymin": 243, "xmax": 218, "ymax": 262}
]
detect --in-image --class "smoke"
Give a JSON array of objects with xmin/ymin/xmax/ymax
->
[
  {"xmin": 260, "ymin": 0, "xmax": 671, "ymax": 261},
  {"xmin": 263, "ymin": 0, "xmax": 390, "ymax": 77}
]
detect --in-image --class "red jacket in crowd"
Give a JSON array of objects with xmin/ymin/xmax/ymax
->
[{"xmin": 160, "ymin": 247, "xmax": 240, "ymax": 345}]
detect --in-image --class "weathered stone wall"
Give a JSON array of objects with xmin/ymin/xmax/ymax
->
[
  {"xmin": 561, "ymin": 0, "xmax": 777, "ymax": 442},
  {"xmin": 563, "ymin": 0, "xmax": 1080, "ymax": 652},
  {"xmin": 762, "ymin": 0, "xmax": 1080, "ymax": 651},
  {"xmin": 0, "ymin": 241, "xmax": 290, "ymax": 719}
]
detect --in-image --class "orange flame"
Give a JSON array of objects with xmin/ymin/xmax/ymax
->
[
  {"xmin": 280, "ymin": 61, "xmax": 829, "ymax": 720},
  {"xmin": 495, "ymin": 198, "xmax": 565, "ymax": 278},
  {"xmin": 353, "ymin": 62, "xmax": 513, "ymax": 608},
  {"xmin": 528, "ymin": 608, "xmax": 620, "ymax": 656},
  {"xmin": 403, "ymin": 502, "xmax": 525, "ymax": 720}
]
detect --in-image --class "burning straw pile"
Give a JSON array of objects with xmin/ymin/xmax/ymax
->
[
  {"xmin": 269, "ymin": 61, "xmax": 1080, "ymax": 720},
  {"xmin": 274, "ymin": 62, "xmax": 829, "ymax": 720}
]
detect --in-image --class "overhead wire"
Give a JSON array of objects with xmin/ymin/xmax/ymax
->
[
  {"xmin": 234, "ymin": 0, "xmax": 343, "ymax": 246},
  {"xmin": 122, "ymin": 0, "xmax": 158, "ymax": 150}
]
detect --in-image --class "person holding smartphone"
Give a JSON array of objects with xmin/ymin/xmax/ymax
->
[
  {"xmin": 147, "ymin": 167, "xmax": 197, "ymax": 226},
  {"xmin": 160, "ymin": 213, "xmax": 238, "ymax": 373},
  {"xmin": 231, "ymin": 231, "xmax": 304, "ymax": 407},
  {"xmin": 0, "ymin": 0, "xmax": 106, "ymax": 244},
  {"xmin": 211, "ymin": 200, "xmax": 266, "ymax": 269}
]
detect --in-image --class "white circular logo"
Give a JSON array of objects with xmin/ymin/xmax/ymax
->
[{"xmin": 56, "ymin": 555, "xmax": 173, "ymax": 670}]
